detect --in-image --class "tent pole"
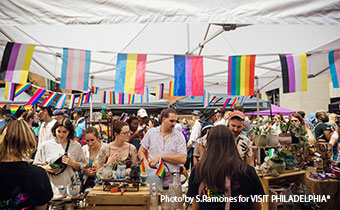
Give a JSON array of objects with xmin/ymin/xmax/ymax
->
[
  {"xmin": 256, "ymin": 76, "xmax": 260, "ymax": 121},
  {"xmin": 90, "ymin": 76, "xmax": 94, "ymax": 121}
]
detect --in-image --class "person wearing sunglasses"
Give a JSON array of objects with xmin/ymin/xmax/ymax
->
[
  {"xmin": 289, "ymin": 113, "xmax": 315, "ymax": 143},
  {"xmin": 96, "ymin": 121, "xmax": 138, "ymax": 174}
]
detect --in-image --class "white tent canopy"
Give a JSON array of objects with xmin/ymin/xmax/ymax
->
[{"xmin": 0, "ymin": 1, "xmax": 340, "ymax": 94}]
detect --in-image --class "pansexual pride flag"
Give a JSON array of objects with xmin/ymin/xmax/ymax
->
[
  {"xmin": 101, "ymin": 91, "xmax": 106, "ymax": 103},
  {"xmin": 55, "ymin": 93, "xmax": 67, "ymax": 109},
  {"xmin": 228, "ymin": 55, "xmax": 256, "ymax": 96},
  {"xmin": 9, "ymin": 105, "xmax": 20, "ymax": 116},
  {"xmin": 156, "ymin": 158, "xmax": 166, "ymax": 178},
  {"xmin": 141, "ymin": 87, "xmax": 149, "ymax": 104},
  {"xmin": 60, "ymin": 48, "xmax": 91, "ymax": 91},
  {"xmin": 169, "ymin": 80, "xmax": 174, "ymax": 97},
  {"xmin": 26, "ymin": 88, "xmax": 46, "ymax": 105},
  {"xmin": 329, "ymin": 50, "xmax": 340, "ymax": 88},
  {"xmin": 41, "ymin": 92, "xmax": 58, "ymax": 107},
  {"xmin": 110, "ymin": 91, "xmax": 115, "ymax": 104},
  {"xmin": 155, "ymin": 83, "xmax": 164, "ymax": 100},
  {"xmin": 0, "ymin": 42, "xmax": 35, "ymax": 84},
  {"xmin": 68, "ymin": 94, "xmax": 75, "ymax": 109},
  {"xmin": 14, "ymin": 83, "xmax": 32, "ymax": 98},
  {"xmin": 128, "ymin": 94, "xmax": 134, "ymax": 104},
  {"xmin": 5, "ymin": 82, "xmax": 15, "ymax": 101},
  {"xmin": 279, "ymin": 54, "xmax": 307, "ymax": 93},
  {"xmin": 174, "ymin": 55, "xmax": 204, "ymax": 96},
  {"xmin": 114, "ymin": 53, "xmax": 147, "ymax": 94}
]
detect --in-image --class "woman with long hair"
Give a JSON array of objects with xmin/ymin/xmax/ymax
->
[
  {"xmin": 96, "ymin": 121, "xmax": 138, "ymax": 174},
  {"xmin": 289, "ymin": 113, "xmax": 315, "ymax": 143},
  {"xmin": 34, "ymin": 118, "xmax": 87, "ymax": 187},
  {"xmin": 0, "ymin": 119, "xmax": 53, "ymax": 210},
  {"xmin": 187, "ymin": 125, "xmax": 263, "ymax": 210}
]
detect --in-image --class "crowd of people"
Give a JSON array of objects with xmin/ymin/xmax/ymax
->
[{"xmin": 0, "ymin": 104, "xmax": 339, "ymax": 210}]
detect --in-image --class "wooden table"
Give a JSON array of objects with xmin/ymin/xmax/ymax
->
[
  {"xmin": 86, "ymin": 185, "xmax": 150, "ymax": 210},
  {"xmin": 259, "ymin": 170, "xmax": 306, "ymax": 210},
  {"xmin": 303, "ymin": 168, "xmax": 340, "ymax": 210}
]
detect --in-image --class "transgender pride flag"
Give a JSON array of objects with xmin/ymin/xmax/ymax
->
[
  {"xmin": 60, "ymin": 48, "xmax": 91, "ymax": 91},
  {"xmin": 174, "ymin": 55, "xmax": 204, "ymax": 96}
]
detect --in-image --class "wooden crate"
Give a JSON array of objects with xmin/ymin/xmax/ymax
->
[{"xmin": 86, "ymin": 185, "xmax": 150, "ymax": 210}]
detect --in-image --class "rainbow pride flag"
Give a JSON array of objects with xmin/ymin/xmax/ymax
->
[
  {"xmin": 9, "ymin": 105, "xmax": 20, "ymax": 116},
  {"xmin": 174, "ymin": 55, "xmax": 204, "ymax": 96},
  {"xmin": 91, "ymin": 86, "xmax": 99, "ymax": 94},
  {"xmin": 128, "ymin": 94, "xmax": 134, "ymax": 104},
  {"xmin": 14, "ymin": 83, "xmax": 32, "ymax": 98},
  {"xmin": 60, "ymin": 48, "xmax": 91, "ymax": 91},
  {"xmin": 0, "ymin": 42, "xmax": 35, "ymax": 84},
  {"xmin": 68, "ymin": 94, "xmax": 75, "ymax": 109},
  {"xmin": 23, "ymin": 105, "xmax": 33, "ymax": 111},
  {"xmin": 26, "ymin": 88, "xmax": 46, "ymax": 105},
  {"xmin": 155, "ymin": 83, "xmax": 164, "ymax": 100},
  {"xmin": 0, "ymin": 103, "xmax": 6, "ymax": 109},
  {"xmin": 156, "ymin": 158, "xmax": 166, "ymax": 178},
  {"xmin": 329, "ymin": 50, "xmax": 340, "ymax": 88},
  {"xmin": 5, "ymin": 81, "xmax": 15, "ymax": 101},
  {"xmin": 169, "ymin": 80, "xmax": 174, "ymax": 97},
  {"xmin": 77, "ymin": 93, "xmax": 84, "ymax": 107},
  {"xmin": 101, "ymin": 91, "xmax": 106, "ymax": 103},
  {"xmin": 110, "ymin": 91, "xmax": 115, "ymax": 104},
  {"xmin": 140, "ymin": 160, "xmax": 146, "ymax": 175},
  {"xmin": 222, "ymin": 98, "xmax": 231, "ymax": 110},
  {"xmin": 114, "ymin": 53, "xmax": 147, "ymax": 94},
  {"xmin": 141, "ymin": 87, "xmax": 149, "ymax": 104},
  {"xmin": 41, "ymin": 92, "xmax": 58, "ymax": 107},
  {"xmin": 118, "ymin": 93, "xmax": 124, "ymax": 104},
  {"xmin": 279, "ymin": 54, "xmax": 307, "ymax": 93},
  {"xmin": 55, "ymin": 93, "xmax": 67, "ymax": 109},
  {"xmin": 212, "ymin": 97, "xmax": 223, "ymax": 106},
  {"xmin": 228, "ymin": 55, "xmax": 256, "ymax": 96}
]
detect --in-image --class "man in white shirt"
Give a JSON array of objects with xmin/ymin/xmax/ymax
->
[{"xmin": 37, "ymin": 107, "xmax": 56, "ymax": 146}]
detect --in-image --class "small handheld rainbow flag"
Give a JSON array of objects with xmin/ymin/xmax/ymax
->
[
  {"xmin": 9, "ymin": 105, "xmax": 20, "ymax": 115},
  {"xmin": 14, "ymin": 83, "xmax": 32, "ymax": 98},
  {"xmin": 26, "ymin": 88, "xmax": 46, "ymax": 105},
  {"xmin": 140, "ymin": 159, "xmax": 146, "ymax": 175},
  {"xmin": 156, "ymin": 158, "xmax": 166, "ymax": 178},
  {"xmin": 41, "ymin": 92, "xmax": 58, "ymax": 107},
  {"xmin": 68, "ymin": 94, "xmax": 75, "ymax": 109}
]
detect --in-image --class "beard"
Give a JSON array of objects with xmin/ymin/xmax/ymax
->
[{"xmin": 32, "ymin": 121, "xmax": 39, "ymax": 127}]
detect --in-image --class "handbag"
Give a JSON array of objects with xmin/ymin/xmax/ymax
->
[{"xmin": 49, "ymin": 140, "xmax": 70, "ymax": 176}]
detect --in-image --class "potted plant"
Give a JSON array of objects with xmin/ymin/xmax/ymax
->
[
  {"xmin": 269, "ymin": 149, "xmax": 287, "ymax": 173},
  {"xmin": 248, "ymin": 120, "xmax": 271, "ymax": 146},
  {"xmin": 278, "ymin": 120, "xmax": 292, "ymax": 145},
  {"xmin": 290, "ymin": 124, "xmax": 310, "ymax": 169},
  {"xmin": 115, "ymin": 161, "xmax": 127, "ymax": 179}
]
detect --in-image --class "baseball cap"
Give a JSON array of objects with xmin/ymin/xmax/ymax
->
[
  {"xmin": 229, "ymin": 111, "xmax": 245, "ymax": 120},
  {"xmin": 71, "ymin": 108, "xmax": 83, "ymax": 114},
  {"xmin": 53, "ymin": 109, "xmax": 65, "ymax": 116},
  {"xmin": 137, "ymin": 108, "xmax": 148, "ymax": 118}
]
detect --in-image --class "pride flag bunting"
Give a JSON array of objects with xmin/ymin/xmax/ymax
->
[
  {"xmin": 60, "ymin": 48, "xmax": 91, "ymax": 91},
  {"xmin": 141, "ymin": 87, "xmax": 149, "ymax": 104},
  {"xmin": 9, "ymin": 105, "xmax": 20, "ymax": 116},
  {"xmin": 14, "ymin": 83, "xmax": 32, "ymax": 98},
  {"xmin": 41, "ymin": 92, "xmax": 58, "ymax": 107},
  {"xmin": 91, "ymin": 86, "xmax": 99, "ymax": 94},
  {"xmin": 208, "ymin": 95, "xmax": 216, "ymax": 105},
  {"xmin": 169, "ymin": 80, "xmax": 174, "ymax": 97},
  {"xmin": 0, "ymin": 103, "xmax": 6, "ymax": 109},
  {"xmin": 5, "ymin": 82, "xmax": 15, "ymax": 101},
  {"xmin": 55, "ymin": 93, "xmax": 67, "ymax": 109},
  {"xmin": 23, "ymin": 105, "xmax": 33, "ymax": 111},
  {"xmin": 329, "ymin": 50, "xmax": 340, "ymax": 88},
  {"xmin": 77, "ymin": 93, "xmax": 84, "ymax": 107},
  {"xmin": 101, "ymin": 106, "xmax": 110, "ymax": 110},
  {"xmin": 128, "ymin": 94, "xmax": 135, "ymax": 104},
  {"xmin": 222, "ymin": 98, "xmax": 231, "ymax": 110},
  {"xmin": 230, "ymin": 97, "xmax": 239, "ymax": 109},
  {"xmin": 84, "ymin": 92, "xmax": 91, "ymax": 104},
  {"xmin": 114, "ymin": 53, "xmax": 147, "ymax": 94},
  {"xmin": 279, "ymin": 54, "xmax": 307, "ymax": 93},
  {"xmin": 68, "ymin": 94, "xmax": 75, "ymax": 109},
  {"xmin": 156, "ymin": 158, "xmax": 166, "ymax": 178},
  {"xmin": 212, "ymin": 97, "xmax": 223, "ymax": 106},
  {"xmin": 101, "ymin": 91, "xmax": 106, "ymax": 103},
  {"xmin": 228, "ymin": 55, "xmax": 256, "ymax": 96},
  {"xmin": 202, "ymin": 89, "xmax": 209, "ymax": 108},
  {"xmin": 26, "ymin": 88, "xmax": 46, "ymax": 105},
  {"xmin": 110, "ymin": 91, "xmax": 115, "ymax": 104},
  {"xmin": 118, "ymin": 93, "xmax": 124, "ymax": 104},
  {"xmin": 0, "ymin": 42, "xmax": 35, "ymax": 84},
  {"xmin": 174, "ymin": 55, "xmax": 204, "ymax": 96},
  {"xmin": 155, "ymin": 83, "xmax": 164, "ymax": 100}
]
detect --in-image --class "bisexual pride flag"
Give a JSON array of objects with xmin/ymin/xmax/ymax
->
[
  {"xmin": 114, "ymin": 53, "xmax": 147, "ymax": 95},
  {"xmin": 228, "ymin": 55, "xmax": 256, "ymax": 96},
  {"xmin": 174, "ymin": 55, "xmax": 204, "ymax": 96}
]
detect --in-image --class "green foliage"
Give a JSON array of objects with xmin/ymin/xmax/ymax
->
[
  {"xmin": 271, "ymin": 148, "xmax": 292, "ymax": 163},
  {"xmin": 279, "ymin": 120, "xmax": 292, "ymax": 133},
  {"xmin": 248, "ymin": 120, "xmax": 273, "ymax": 136}
]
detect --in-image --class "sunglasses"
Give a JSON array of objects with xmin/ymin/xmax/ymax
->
[{"xmin": 291, "ymin": 120, "xmax": 299, "ymax": 123}]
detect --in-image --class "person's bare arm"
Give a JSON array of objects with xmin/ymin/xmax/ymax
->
[
  {"xmin": 330, "ymin": 136, "xmax": 337, "ymax": 147},
  {"xmin": 323, "ymin": 130, "xmax": 331, "ymax": 141},
  {"xmin": 191, "ymin": 199, "xmax": 199, "ymax": 210},
  {"xmin": 137, "ymin": 146, "xmax": 150, "ymax": 168},
  {"xmin": 149, "ymin": 154, "xmax": 186, "ymax": 168},
  {"xmin": 199, "ymin": 145, "xmax": 205, "ymax": 159}
]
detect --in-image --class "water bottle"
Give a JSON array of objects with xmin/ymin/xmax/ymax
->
[{"xmin": 150, "ymin": 183, "xmax": 158, "ymax": 210}]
